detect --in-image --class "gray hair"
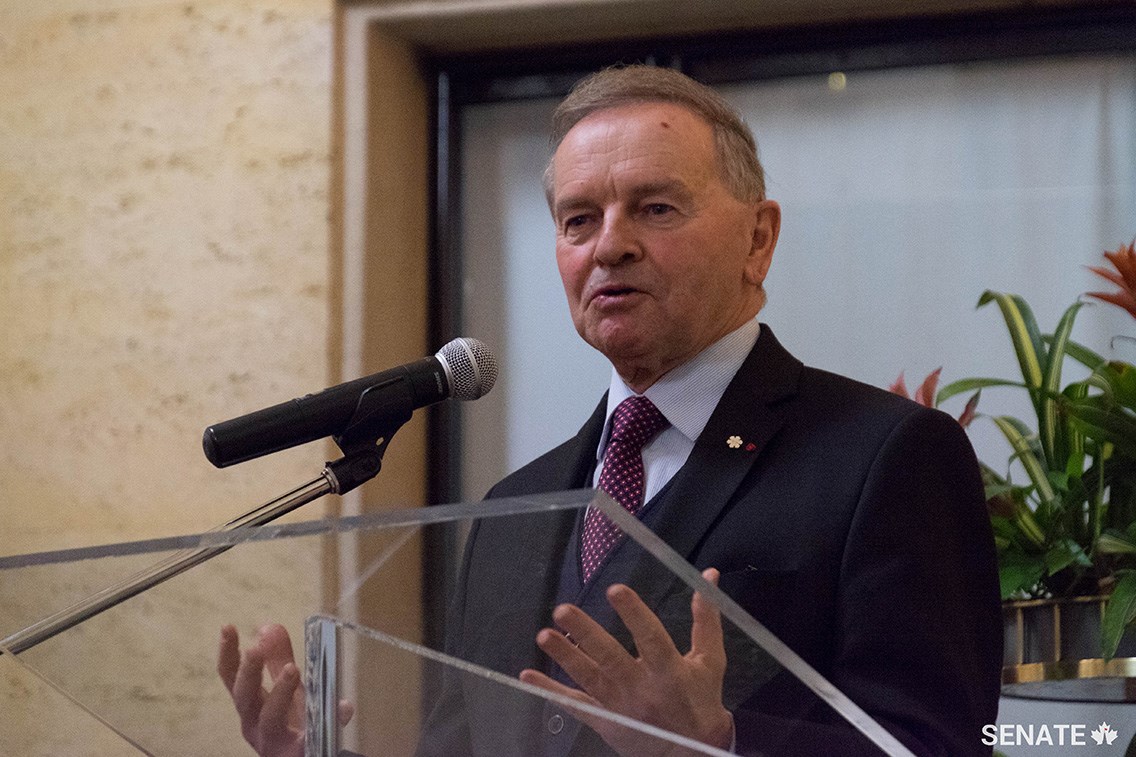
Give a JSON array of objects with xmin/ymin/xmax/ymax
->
[{"xmin": 543, "ymin": 64, "xmax": 765, "ymax": 205}]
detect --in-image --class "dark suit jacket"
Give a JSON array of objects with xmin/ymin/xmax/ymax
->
[{"xmin": 421, "ymin": 327, "xmax": 1002, "ymax": 757}]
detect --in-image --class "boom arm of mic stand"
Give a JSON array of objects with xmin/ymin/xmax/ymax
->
[{"xmin": 1, "ymin": 449, "xmax": 384, "ymax": 656}]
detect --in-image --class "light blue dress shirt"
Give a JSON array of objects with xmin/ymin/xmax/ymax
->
[{"xmin": 591, "ymin": 318, "xmax": 762, "ymax": 500}]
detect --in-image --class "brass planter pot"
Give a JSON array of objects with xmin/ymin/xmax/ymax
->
[{"xmin": 1003, "ymin": 596, "xmax": 1136, "ymax": 702}]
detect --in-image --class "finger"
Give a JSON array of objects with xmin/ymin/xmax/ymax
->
[
  {"xmin": 255, "ymin": 624, "xmax": 297, "ymax": 681},
  {"xmin": 534, "ymin": 627, "xmax": 607, "ymax": 695},
  {"xmin": 519, "ymin": 668, "xmax": 598, "ymax": 708},
  {"xmin": 231, "ymin": 647, "xmax": 267, "ymax": 729},
  {"xmin": 218, "ymin": 625, "xmax": 241, "ymax": 693},
  {"xmin": 691, "ymin": 568, "xmax": 725, "ymax": 663},
  {"xmin": 552, "ymin": 604, "xmax": 637, "ymax": 674},
  {"xmin": 259, "ymin": 662, "xmax": 301, "ymax": 747},
  {"xmin": 606, "ymin": 584, "xmax": 681, "ymax": 668}
]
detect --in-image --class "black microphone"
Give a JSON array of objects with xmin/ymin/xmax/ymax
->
[{"xmin": 202, "ymin": 337, "xmax": 497, "ymax": 468}]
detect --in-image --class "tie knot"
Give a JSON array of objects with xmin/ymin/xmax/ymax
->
[{"xmin": 609, "ymin": 395, "xmax": 668, "ymax": 449}]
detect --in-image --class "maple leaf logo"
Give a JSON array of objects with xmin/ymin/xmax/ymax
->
[{"xmin": 1091, "ymin": 722, "xmax": 1119, "ymax": 746}]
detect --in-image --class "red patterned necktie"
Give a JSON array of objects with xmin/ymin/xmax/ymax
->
[{"xmin": 581, "ymin": 395, "xmax": 669, "ymax": 583}]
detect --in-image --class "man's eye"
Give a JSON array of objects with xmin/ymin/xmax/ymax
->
[
  {"xmin": 564, "ymin": 215, "xmax": 590, "ymax": 229},
  {"xmin": 644, "ymin": 203, "xmax": 674, "ymax": 216}
]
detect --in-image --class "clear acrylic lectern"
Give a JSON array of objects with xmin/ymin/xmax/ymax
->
[{"xmin": 0, "ymin": 490, "xmax": 908, "ymax": 756}]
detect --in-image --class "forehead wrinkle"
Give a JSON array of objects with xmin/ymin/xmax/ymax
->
[
  {"xmin": 552, "ymin": 103, "xmax": 719, "ymax": 212},
  {"xmin": 555, "ymin": 148, "xmax": 702, "ymax": 199},
  {"xmin": 624, "ymin": 178, "xmax": 696, "ymax": 205}
]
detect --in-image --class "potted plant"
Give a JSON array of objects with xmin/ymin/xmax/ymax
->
[{"xmin": 893, "ymin": 240, "xmax": 1136, "ymax": 692}]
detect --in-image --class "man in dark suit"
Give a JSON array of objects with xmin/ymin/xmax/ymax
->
[{"xmin": 219, "ymin": 64, "xmax": 1002, "ymax": 756}]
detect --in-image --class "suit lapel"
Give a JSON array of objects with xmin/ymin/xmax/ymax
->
[
  {"xmin": 545, "ymin": 392, "xmax": 608, "ymax": 490},
  {"xmin": 646, "ymin": 327, "xmax": 802, "ymax": 562}
]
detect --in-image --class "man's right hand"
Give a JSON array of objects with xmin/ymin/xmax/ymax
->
[{"xmin": 218, "ymin": 623, "xmax": 354, "ymax": 757}]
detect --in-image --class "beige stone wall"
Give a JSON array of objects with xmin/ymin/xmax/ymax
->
[
  {"xmin": 1, "ymin": 0, "xmax": 334, "ymax": 550},
  {"xmin": 0, "ymin": 1, "xmax": 335, "ymax": 754}
]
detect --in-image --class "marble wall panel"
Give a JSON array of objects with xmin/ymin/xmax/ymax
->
[{"xmin": 1, "ymin": 2, "xmax": 334, "ymax": 753}]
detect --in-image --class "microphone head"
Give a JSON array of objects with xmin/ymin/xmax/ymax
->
[{"xmin": 436, "ymin": 338, "xmax": 498, "ymax": 400}]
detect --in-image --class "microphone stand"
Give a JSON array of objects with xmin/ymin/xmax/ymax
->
[{"xmin": 1, "ymin": 396, "xmax": 406, "ymax": 656}]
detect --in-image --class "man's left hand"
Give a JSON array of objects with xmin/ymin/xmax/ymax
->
[{"xmin": 519, "ymin": 568, "xmax": 733, "ymax": 756}]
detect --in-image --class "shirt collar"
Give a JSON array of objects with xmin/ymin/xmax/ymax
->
[{"xmin": 597, "ymin": 319, "xmax": 762, "ymax": 457}]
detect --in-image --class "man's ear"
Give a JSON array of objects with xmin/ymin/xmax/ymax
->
[{"xmin": 743, "ymin": 200, "xmax": 780, "ymax": 286}]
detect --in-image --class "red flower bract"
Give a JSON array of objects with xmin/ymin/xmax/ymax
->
[
  {"xmin": 1087, "ymin": 239, "xmax": 1136, "ymax": 320},
  {"xmin": 889, "ymin": 368, "xmax": 978, "ymax": 428}
]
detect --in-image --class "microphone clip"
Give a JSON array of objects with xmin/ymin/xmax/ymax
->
[{"xmin": 326, "ymin": 377, "xmax": 416, "ymax": 495}]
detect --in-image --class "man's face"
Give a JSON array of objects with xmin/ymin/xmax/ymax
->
[{"xmin": 550, "ymin": 101, "xmax": 778, "ymax": 390}]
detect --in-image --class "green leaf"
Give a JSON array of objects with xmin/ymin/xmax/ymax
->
[
  {"xmin": 1044, "ymin": 538, "xmax": 1092, "ymax": 573},
  {"xmin": 1102, "ymin": 571, "xmax": 1136, "ymax": 659},
  {"xmin": 990, "ymin": 515, "xmax": 1019, "ymax": 539},
  {"xmin": 1065, "ymin": 402, "xmax": 1136, "ymax": 459},
  {"xmin": 1098, "ymin": 529, "xmax": 1136, "ymax": 555},
  {"xmin": 999, "ymin": 551, "xmax": 1046, "ymax": 599},
  {"xmin": 1045, "ymin": 336, "xmax": 1106, "ymax": 372},
  {"xmin": 990, "ymin": 514, "xmax": 1041, "ymax": 551},
  {"xmin": 992, "ymin": 415, "xmax": 1056, "ymax": 508},
  {"xmin": 1012, "ymin": 505, "xmax": 1047, "ymax": 549},
  {"xmin": 1040, "ymin": 302, "xmax": 1084, "ymax": 466},
  {"xmin": 984, "ymin": 483, "xmax": 1016, "ymax": 499},
  {"xmin": 978, "ymin": 290, "xmax": 1046, "ymax": 390},
  {"xmin": 1083, "ymin": 371, "xmax": 1116, "ymax": 402},
  {"xmin": 1063, "ymin": 382, "xmax": 1089, "ymax": 479},
  {"xmin": 1047, "ymin": 470, "xmax": 1070, "ymax": 492},
  {"xmin": 937, "ymin": 377, "xmax": 1023, "ymax": 405},
  {"xmin": 1100, "ymin": 361, "xmax": 1136, "ymax": 410},
  {"xmin": 1001, "ymin": 415, "xmax": 1040, "ymax": 447}
]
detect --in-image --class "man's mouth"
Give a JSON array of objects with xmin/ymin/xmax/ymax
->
[{"xmin": 590, "ymin": 285, "xmax": 642, "ymax": 304}]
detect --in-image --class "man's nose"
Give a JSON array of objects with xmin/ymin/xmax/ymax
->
[{"xmin": 593, "ymin": 213, "xmax": 642, "ymax": 266}]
